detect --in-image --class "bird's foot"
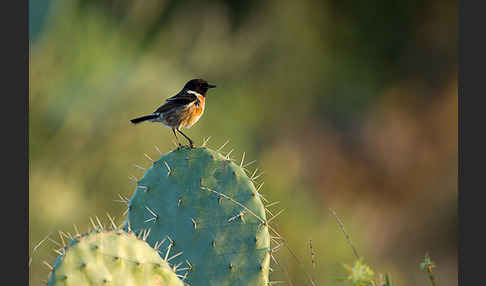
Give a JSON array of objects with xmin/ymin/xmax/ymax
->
[
  {"xmin": 188, "ymin": 140, "xmax": 195, "ymax": 149},
  {"xmin": 177, "ymin": 144, "xmax": 194, "ymax": 150}
]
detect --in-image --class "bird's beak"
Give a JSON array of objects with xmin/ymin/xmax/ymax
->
[{"xmin": 208, "ymin": 84, "xmax": 216, "ymax": 88}]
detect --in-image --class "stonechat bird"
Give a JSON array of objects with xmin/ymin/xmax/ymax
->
[{"xmin": 130, "ymin": 78, "xmax": 216, "ymax": 148}]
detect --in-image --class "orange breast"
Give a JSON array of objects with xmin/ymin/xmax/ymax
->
[{"xmin": 181, "ymin": 95, "xmax": 205, "ymax": 128}]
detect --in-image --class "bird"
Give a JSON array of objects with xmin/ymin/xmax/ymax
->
[{"xmin": 130, "ymin": 78, "xmax": 216, "ymax": 148}]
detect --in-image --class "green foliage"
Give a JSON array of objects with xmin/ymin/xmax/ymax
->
[
  {"xmin": 46, "ymin": 229, "xmax": 184, "ymax": 286},
  {"xmin": 421, "ymin": 253, "xmax": 438, "ymax": 286},
  {"xmin": 384, "ymin": 273, "xmax": 393, "ymax": 286},
  {"xmin": 126, "ymin": 147, "xmax": 271, "ymax": 286},
  {"xmin": 333, "ymin": 258, "xmax": 395, "ymax": 286},
  {"xmin": 342, "ymin": 258, "xmax": 376, "ymax": 286},
  {"xmin": 420, "ymin": 253, "xmax": 436, "ymax": 272}
]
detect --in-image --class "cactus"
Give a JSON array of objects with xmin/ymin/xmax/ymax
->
[
  {"xmin": 126, "ymin": 146, "xmax": 272, "ymax": 286},
  {"xmin": 46, "ymin": 228, "xmax": 184, "ymax": 286}
]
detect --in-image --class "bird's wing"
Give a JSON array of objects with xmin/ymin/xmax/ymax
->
[{"xmin": 154, "ymin": 91, "xmax": 197, "ymax": 114}]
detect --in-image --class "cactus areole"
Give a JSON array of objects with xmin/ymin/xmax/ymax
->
[
  {"xmin": 126, "ymin": 147, "xmax": 271, "ymax": 286},
  {"xmin": 47, "ymin": 229, "xmax": 184, "ymax": 286}
]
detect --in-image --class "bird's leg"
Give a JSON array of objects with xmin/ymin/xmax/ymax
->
[
  {"xmin": 177, "ymin": 129, "xmax": 194, "ymax": 148},
  {"xmin": 172, "ymin": 128, "xmax": 183, "ymax": 149}
]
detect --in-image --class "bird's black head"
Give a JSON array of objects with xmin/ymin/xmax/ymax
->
[{"xmin": 184, "ymin": 78, "xmax": 216, "ymax": 96}]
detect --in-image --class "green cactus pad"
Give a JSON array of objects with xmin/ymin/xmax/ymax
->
[
  {"xmin": 46, "ymin": 229, "xmax": 184, "ymax": 286},
  {"xmin": 126, "ymin": 147, "xmax": 271, "ymax": 286}
]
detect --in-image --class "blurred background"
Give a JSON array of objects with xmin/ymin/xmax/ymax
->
[{"xmin": 29, "ymin": 0, "xmax": 457, "ymax": 285}]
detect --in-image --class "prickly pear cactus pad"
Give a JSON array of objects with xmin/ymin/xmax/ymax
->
[
  {"xmin": 46, "ymin": 229, "xmax": 184, "ymax": 286},
  {"xmin": 127, "ymin": 147, "xmax": 271, "ymax": 286}
]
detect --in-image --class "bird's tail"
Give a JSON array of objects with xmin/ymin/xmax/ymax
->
[{"xmin": 130, "ymin": 114, "xmax": 159, "ymax": 124}]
